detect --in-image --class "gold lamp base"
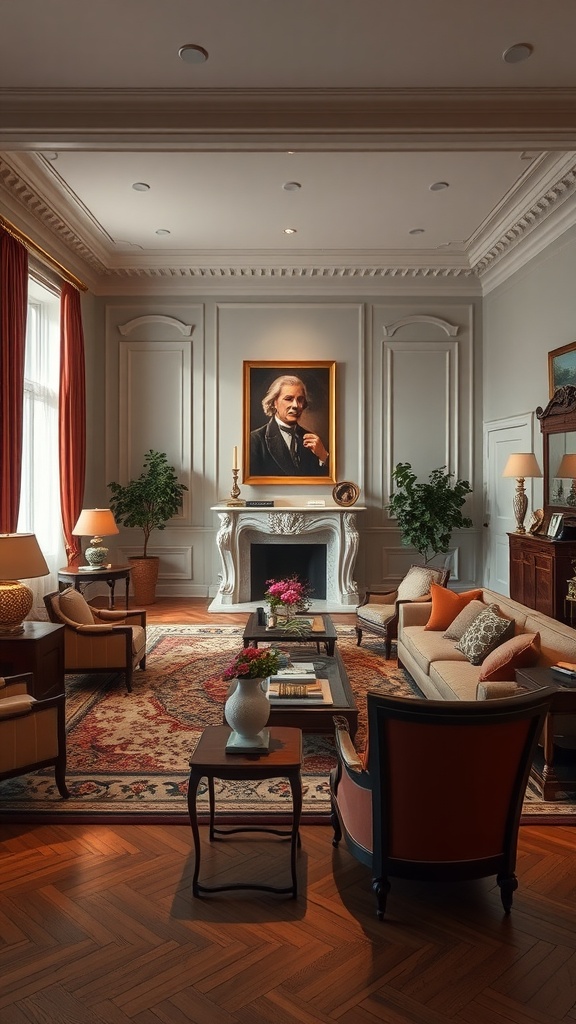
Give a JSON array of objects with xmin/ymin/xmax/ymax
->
[{"xmin": 0, "ymin": 580, "xmax": 33, "ymax": 635}]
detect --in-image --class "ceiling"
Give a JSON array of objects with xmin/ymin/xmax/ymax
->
[{"xmin": 2, "ymin": 0, "xmax": 576, "ymax": 293}]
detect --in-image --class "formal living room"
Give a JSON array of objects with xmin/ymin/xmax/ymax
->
[{"xmin": 2, "ymin": 2, "xmax": 576, "ymax": 1022}]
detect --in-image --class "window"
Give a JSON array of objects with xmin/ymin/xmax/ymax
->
[{"xmin": 17, "ymin": 278, "xmax": 65, "ymax": 610}]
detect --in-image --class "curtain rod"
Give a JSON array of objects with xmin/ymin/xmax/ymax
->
[{"xmin": 0, "ymin": 215, "xmax": 88, "ymax": 292}]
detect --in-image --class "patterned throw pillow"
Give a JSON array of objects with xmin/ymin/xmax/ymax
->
[
  {"xmin": 424, "ymin": 585, "xmax": 483, "ymax": 631},
  {"xmin": 396, "ymin": 564, "xmax": 447, "ymax": 601},
  {"xmin": 456, "ymin": 607, "xmax": 515, "ymax": 666},
  {"xmin": 443, "ymin": 600, "xmax": 490, "ymax": 640},
  {"xmin": 478, "ymin": 632, "xmax": 541, "ymax": 682}
]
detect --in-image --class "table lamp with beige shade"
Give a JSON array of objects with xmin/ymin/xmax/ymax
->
[
  {"xmin": 0, "ymin": 533, "xmax": 49, "ymax": 634},
  {"xmin": 502, "ymin": 453, "xmax": 542, "ymax": 534},
  {"xmin": 73, "ymin": 508, "xmax": 119, "ymax": 568}
]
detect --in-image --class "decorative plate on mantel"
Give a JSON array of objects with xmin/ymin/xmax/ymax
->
[{"xmin": 332, "ymin": 481, "xmax": 360, "ymax": 507}]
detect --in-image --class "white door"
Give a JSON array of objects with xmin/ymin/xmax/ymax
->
[{"xmin": 483, "ymin": 414, "xmax": 540, "ymax": 595}]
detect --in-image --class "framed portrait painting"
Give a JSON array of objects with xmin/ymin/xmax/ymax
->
[
  {"xmin": 243, "ymin": 360, "xmax": 336, "ymax": 485},
  {"xmin": 549, "ymin": 342, "xmax": 576, "ymax": 397}
]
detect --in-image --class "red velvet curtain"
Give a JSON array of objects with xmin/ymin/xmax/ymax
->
[
  {"xmin": 0, "ymin": 228, "xmax": 28, "ymax": 532},
  {"xmin": 59, "ymin": 282, "xmax": 86, "ymax": 563}
]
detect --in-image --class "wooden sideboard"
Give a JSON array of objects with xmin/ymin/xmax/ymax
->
[
  {"xmin": 508, "ymin": 532, "xmax": 576, "ymax": 624},
  {"xmin": 0, "ymin": 621, "xmax": 65, "ymax": 699}
]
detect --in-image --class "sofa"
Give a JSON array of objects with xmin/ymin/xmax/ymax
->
[{"xmin": 398, "ymin": 587, "xmax": 576, "ymax": 703}]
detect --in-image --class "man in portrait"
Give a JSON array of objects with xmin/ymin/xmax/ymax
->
[{"xmin": 249, "ymin": 374, "xmax": 330, "ymax": 477}]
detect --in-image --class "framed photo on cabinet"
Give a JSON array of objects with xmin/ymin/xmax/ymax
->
[{"xmin": 243, "ymin": 360, "xmax": 336, "ymax": 485}]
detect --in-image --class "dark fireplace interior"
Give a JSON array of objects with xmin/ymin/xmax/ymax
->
[{"xmin": 250, "ymin": 543, "xmax": 327, "ymax": 601}]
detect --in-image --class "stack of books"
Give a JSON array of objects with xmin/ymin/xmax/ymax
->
[{"xmin": 266, "ymin": 663, "xmax": 333, "ymax": 704}]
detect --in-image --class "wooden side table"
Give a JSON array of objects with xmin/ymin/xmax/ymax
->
[
  {"xmin": 0, "ymin": 622, "xmax": 65, "ymax": 700},
  {"xmin": 58, "ymin": 564, "xmax": 132, "ymax": 609},
  {"xmin": 187, "ymin": 725, "xmax": 303, "ymax": 898}
]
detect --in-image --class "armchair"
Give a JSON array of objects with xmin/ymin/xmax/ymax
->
[
  {"xmin": 355, "ymin": 564, "xmax": 450, "ymax": 658},
  {"xmin": 44, "ymin": 588, "xmax": 147, "ymax": 693},
  {"xmin": 330, "ymin": 689, "xmax": 553, "ymax": 919},
  {"xmin": 0, "ymin": 672, "xmax": 68, "ymax": 798}
]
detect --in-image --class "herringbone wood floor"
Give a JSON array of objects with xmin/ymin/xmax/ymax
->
[{"xmin": 1, "ymin": 599, "xmax": 575, "ymax": 1022}]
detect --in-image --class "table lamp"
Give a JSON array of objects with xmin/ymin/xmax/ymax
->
[
  {"xmin": 502, "ymin": 453, "xmax": 542, "ymax": 534},
  {"xmin": 0, "ymin": 533, "xmax": 50, "ymax": 634},
  {"xmin": 73, "ymin": 508, "xmax": 119, "ymax": 567}
]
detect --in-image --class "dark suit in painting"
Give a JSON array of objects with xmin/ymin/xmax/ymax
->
[{"xmin": 250, "ymin": 418, "xmax": 329, "ymax": 477}]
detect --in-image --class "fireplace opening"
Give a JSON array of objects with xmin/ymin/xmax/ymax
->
[{"xmin": 250, "ymin": 543, "xmax": 327, "ymax": 602}]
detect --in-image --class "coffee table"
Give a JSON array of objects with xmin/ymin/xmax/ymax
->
[
  {"xmin": 515, "ymin": 665, "xmax": 576, "ymax": 799},
  {"xmin": 243, "ymin": 611, "xmax": 338, "ymax": 656},
  {"xmin": 224, "ymin": 647, "xmax": 358, "ymax": 738}
]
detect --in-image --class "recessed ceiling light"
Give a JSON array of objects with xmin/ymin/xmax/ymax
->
[
  {"xmin": 132, "ymin": 182, "xmax": 150, "ymax": 192},
  {"xmin": 502, "ymin": 42, "xmax": 533, "ymax": 64},
  {"xmin": 282, "ymin": 181, "xmax": 301, "ymax": 191},
  {"xmin": 429, "ymin": 181, "xmax": 449, "ymax": 191},
  {"xmin": 178, "ymin": 44, "xmax": 209, "ymax": 64},
  {"xmin": 409, "ymin": 228, "xmax": 425, "ymax": 235},
  {"xmin": 284, "ymin": 227, "xmax": 297, "ymax": 234},
  {"xmin": 155, "ymin": 229, "xmax": 171, "ymax": 236}
]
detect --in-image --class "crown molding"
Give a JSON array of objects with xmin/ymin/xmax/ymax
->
[{"xmin": 2, "ymin": 86, "xmax": 576, "ymax": 149}]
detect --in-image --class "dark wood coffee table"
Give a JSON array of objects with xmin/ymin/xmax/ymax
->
[
  {"xmin": 515, "ymin": 665, "xmax": 576, "ymax": 799},
  {"xmin": 224, "ymin": 647, "xmax": 358, "ymax": 738},
  {"xmin": 243, "ymin": 611, "xmax": 338, "ymax": 656}
]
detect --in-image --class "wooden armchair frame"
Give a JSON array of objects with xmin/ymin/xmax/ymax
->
[
  {"xmin": 355, "ymin": 566, "xmax": 450, "ymax": 658},
  {"xmin": 0, "ymin": 672, "xmax": 69, "ymax": 798}
]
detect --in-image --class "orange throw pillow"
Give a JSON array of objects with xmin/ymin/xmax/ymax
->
[
  {"xmin": 478, "ymin": 632, "xmax": 540, "ymax": 682},
  {"xmin": 424, "ymin": 584, "xmax": 483, "ymax": 631}
]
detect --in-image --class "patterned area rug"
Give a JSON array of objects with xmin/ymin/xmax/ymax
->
[{"xmin": 1, "ymin": 624, "xmax": 574, "ymax": 824}]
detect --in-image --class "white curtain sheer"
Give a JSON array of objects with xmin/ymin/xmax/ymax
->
[{"xmin": 17, "ymin": 281, "xmax": 66, "ymax": 618}]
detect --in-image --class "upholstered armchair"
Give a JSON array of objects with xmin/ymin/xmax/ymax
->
[
  {"xmin": 44, "ymin": 588, "xmax": 147, "ymax": 693},
  {"xmin": 355, "ymin": 564, "xmax": 450, "ymax": 658},
  {"xmin": 330, "ymin": 689, "xmax": 553, "ymax": 919},
  {"xmin": 0, "ymin": 672, "xmax": 68, "ymax": 798}
]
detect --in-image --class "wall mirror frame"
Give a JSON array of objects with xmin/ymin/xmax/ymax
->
[{"xmin": 537, "ymin": 384, "xmax": 576, "ymax": 519}]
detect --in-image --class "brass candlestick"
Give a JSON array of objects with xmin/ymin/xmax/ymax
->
[{"xmin": 226, "ymin": 468, "xmax": 245, "ymax": 506}]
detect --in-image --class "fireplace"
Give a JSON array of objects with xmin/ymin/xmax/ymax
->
[
  {"xmin": 209, "ymin": 504, "xmax": 363, "ymax": 612},
  {"xmin": 250, "ymin": 543, "xmax": 327, "ymax": 601}
]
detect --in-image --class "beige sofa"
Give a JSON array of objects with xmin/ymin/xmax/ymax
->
[{"xmin": 398, "ymin": 588, "xmax": 576, "ymax": 702}]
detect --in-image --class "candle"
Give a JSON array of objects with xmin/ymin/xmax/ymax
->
[{"xmin": 233, "ymin": 446, "xmax": 238, "ymax": 470}]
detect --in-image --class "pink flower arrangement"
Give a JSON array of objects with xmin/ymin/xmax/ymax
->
[
  {"xmin": 264, "ymin": 575, "xmax": 311, "ymax": 611},
  {"xmin": 222, "ymin": 645, "xmax": 281, "ymax": 680}
]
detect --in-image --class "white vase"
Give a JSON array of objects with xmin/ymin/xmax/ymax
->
[{"xmin": 224, "ymin": 676, "xmax": 270, "ymax": 752}]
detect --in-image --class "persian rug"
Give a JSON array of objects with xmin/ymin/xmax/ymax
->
[{"xmin": 0, "ymin": 625, "xmax": 574, "ymax": 825}]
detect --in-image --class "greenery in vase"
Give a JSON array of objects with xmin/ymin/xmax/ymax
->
[
  {"xmin": 223, "ymin": 645, "xmax": 282, "ymax": 680},
  {"xmin": 108, "ymin": 449, "xmax": 187, "ymax": 557},
  {"xmin": 386, "ymin": 462, "xmax": 473, "ymax": 564}
]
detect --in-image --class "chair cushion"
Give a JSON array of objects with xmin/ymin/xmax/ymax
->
[
  {"xmin": 456, "ymin": 607, "xmax": 515, "ymax": 666},
  {"xmin": 478, "ymin": 632, "xmax": 541, "ymax": 682},
  {"xmin": 424, "ymin": 585, "xmax": 483, "ymax": 631},
  {"xmin": 396, "ymin": 564, "xmax": 446, "ymax": 601},
  {"xmin": 357, "ymin": 604, "xmax": 397, "ymax": 628},
  {"xmin": 443, "ymin": 600, "xmax": 490, "ymax": 640},
  {"xmin": 58, "ymin": 587, "xmax": 96, "ymax": 624}
]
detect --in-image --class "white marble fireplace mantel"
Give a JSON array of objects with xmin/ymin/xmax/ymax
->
[{"xmin": 209, "ymin": 505, "xmax": 365, "ymax": 613}]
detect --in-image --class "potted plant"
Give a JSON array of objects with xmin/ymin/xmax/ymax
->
[
  {"xmin": 108, "ymin": 449, "xmax": 187, "ymax": 605},
  {"xmin": 386, "ymin": 462, "xmax": 473, "ymax": 565}
]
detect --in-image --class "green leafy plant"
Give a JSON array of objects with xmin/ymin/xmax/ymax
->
[
  {"xmin": 108, "ymin": 449, "xmax": 187, "ymax": 558},
  {"xmin": 386, "ymin": 462, "xmax": 473, "ymax": 564}
]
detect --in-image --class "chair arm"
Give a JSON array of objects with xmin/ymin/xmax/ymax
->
[
  {"xmin": 0, "ymin": 672, "xmax": 35, "ymax": 697},
  {"xmin": 399, "ymin": 602, "xmax": 432, "ymax": 628},
  {"xmin": 358, "ymin": 589, "xmax": 398, "ymax": 609},
  {"xmin": 333, "ymin": 715, "xmax": 364, "ymax": 773},
  {"xmin": 75, "ymin": 623, "xmax": 120, "ymax": 634},
  {"xmin": 95, "ymin": 608, "xmax": 147, "ymax": 628}
]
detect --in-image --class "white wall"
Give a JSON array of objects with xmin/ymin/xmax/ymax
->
[{"xmin": 84, "ymin": 291, "xmax": 482, "ymax": 600}]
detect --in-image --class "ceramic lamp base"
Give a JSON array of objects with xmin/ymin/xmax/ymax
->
[{"xmin": 0, "ymin": 580, "xmax": 33, "ymax": 634}]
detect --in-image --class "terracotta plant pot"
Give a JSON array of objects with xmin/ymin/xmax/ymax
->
[{"xmin": 129, "ymin": 556, "xmax": 160, "ymax": 605}]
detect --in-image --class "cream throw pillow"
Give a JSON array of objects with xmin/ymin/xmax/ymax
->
[{"xmin": 396, "ymin": 565, "xmax": 446, "ymax": 601}]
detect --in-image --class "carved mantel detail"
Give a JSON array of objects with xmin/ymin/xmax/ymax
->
[{"xmin": 209, "ymin": 505, "xmax": 364, "ymax": 612}]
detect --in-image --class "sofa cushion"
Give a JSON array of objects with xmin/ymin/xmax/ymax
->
[
  {"xmin": 476, "ymin": 681, "xmax": 523, "ymax": 700},
  {"xmin": 424, "ymin": 585, "xmax": 483, "ymax": 631},
  {"xmin": 443, "ymin": 600, "xmax": 491, "ymax": 640},
  {"xmin": 397, "ymin": 564, "xmax": 446, "ymax": 601},
  {"xmin": 58, "ymin": 587, "xmax": 96, "ymax": 625},
  {"xmin": 428, "ymin": 659, "xmax": 482, "ymax": 700},
  {"xmin": 401, "ymin": 625, "xmax": 468, "ymax": 675},
  {"xmin": 478, "ymin": 632, "xmax": 541, "ymax": 682},
  {"xmin": 456, "ymin": 607, "xmax": 515, "ymax": 665}
]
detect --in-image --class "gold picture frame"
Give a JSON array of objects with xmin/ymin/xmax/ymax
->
[
  {"xmin": 243, "ymin": 360, "xmax": 336, "ymax": 485},
  {"xmin": 548, "ymin": 341, "xmax": 576, "ymax": 396},
  {"xmin": 332, "ymin": 481, "xmax": 360, "ymax": 507}
]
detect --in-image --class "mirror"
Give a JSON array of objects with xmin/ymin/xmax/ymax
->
[
  {"xmin": 537, "ymin": 385, "xmax": 576, "ymax": 517},
  {"xmin": 548, "ymin": 431, "xmax": 576, "ymax": 507}
]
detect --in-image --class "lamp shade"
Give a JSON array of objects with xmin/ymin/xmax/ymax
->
[
  {"xmin": 0, "ymin": 533, "xmax": 49, "ymax": 579},
  {"xmin": 72, "ymin": 508, "xmax": 119, "ymax": 538},
  {"xmin": 556, "ymin": 454, "xmax": 576, "ymax": 478},
  {"xmin": 502, "ymin": 453, "xmax": 542, "ymax": 479}
]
